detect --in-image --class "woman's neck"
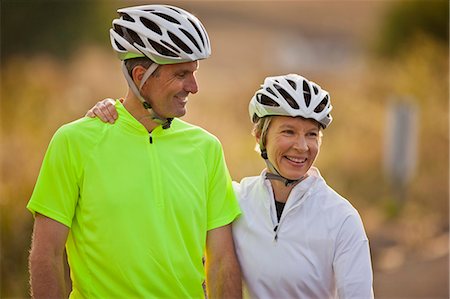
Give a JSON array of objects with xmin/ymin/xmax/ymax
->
[{"xmin": 271, "ymin": 180, "xmax": 296, "ymax": 203}]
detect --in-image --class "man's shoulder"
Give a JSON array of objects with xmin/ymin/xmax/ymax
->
[
  {"xmin": 172, "ymin": 118, "xmax": 221, "ymax": 144},
  {"xmin": 54, "ymin": 116, "xmax": 108, "ymax": 145}
]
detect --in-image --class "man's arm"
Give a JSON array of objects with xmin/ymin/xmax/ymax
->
[
  {"xmin": 29, "ymin": 213, "xmax": 70, "ymax": 298},
  {"xmin": 205, "ymin": 224, "xmax": 242, "ymax": 299}
]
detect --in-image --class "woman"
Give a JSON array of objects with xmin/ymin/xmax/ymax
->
[
  {"xmin": 87, "ymin": 74, "xmax": 374, "ymax": 298},
  {"xmin": 232, "ymin": 74, "xmax": 373, "ymax": 298}
]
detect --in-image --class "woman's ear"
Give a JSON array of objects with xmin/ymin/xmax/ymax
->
[{"xmin": 254, "ymin": 130, "xmax": 261, "ymax": 145}]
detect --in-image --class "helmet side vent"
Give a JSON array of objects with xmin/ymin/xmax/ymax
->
[
  {"xmin": 127, "ymin": 29, "xmax": 145, "ymax": 47},
  {"xmin": 257, "ymin": 94, "xmax": 279, "ymax": 107},
  {"xmin": 152, "ymin": 12, "xmax": 181, "ymax": 25},
  {"xmin": 120, "ymin": 13, "xmax": 135, "ymax": 22},
  {"xmin": 188, "ymin": 19, "xmax": 205, "ymax": 47},
  {"xmin": 167, "ymin": 7, "xmax": 181, "ymax": 14},
  {"xmin": 114, "ymin": 40, "xmax": 126, "ymax": 51},
  {"xmin": 180, "ymin": 28, "xmax": 201, "ymax": 52},
  {"xmin": 160, "ymin": 40, "xmax": 181, "ymax": 54},
  {"xmin": 275, "ymin": 84, "xmax": 299, "ymax": 109},
  {"xmin": 266, "ymin": 87, "xmax": 276, "ymax": 96},
  {"xmin": 314, "ymin": 95, "xmax": 329, "ymax": 113},
  {"xmin": 168, "ymin": 32, "xmax": 193, "ymax": 54},
  {"xmin": 286, "ymin": 79, "xmax": 296, "ymax": 90},
  {"xmin": 302, "ymin": 80, "xmax": 311, "ymax": 107},
  {"xmin": 312, "ymin": 84, "xmax": 319, "ymax": 95},
  {"xmin": 148, "ymin": 39, "xmax": 178, "ymax": 57},
  {"xmin": 140, "ymin": 17, "xmax": 162, "ymax": 35}
]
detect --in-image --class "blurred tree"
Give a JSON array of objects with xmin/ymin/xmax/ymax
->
[
  {"xmin": 375, "ymin": 0, "xmax": 449, "ymax": 57},
  {"xmin": 0, "ymin": 0, "xmax": 115, "ymax": 62}
]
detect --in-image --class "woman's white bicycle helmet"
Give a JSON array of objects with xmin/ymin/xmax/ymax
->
[
  {"xmin": 249, "ymin": 74, "xmax": 332, "ymax": 128},
  {"xmin": 109, "ymin": 5, "xmax": 211, "ymax": 129},
  {"xmin": 110, "ymin": 5, "xmax": 211, "ymax": 64},
  {"xmin": 249, "ymin": 74, "xmax": 333, "ymax": 186}
]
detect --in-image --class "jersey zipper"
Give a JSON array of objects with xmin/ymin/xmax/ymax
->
[
  {"xmin": 149, "ymin": 132, "xmax": 153, "ymax": 144},
  {"xmin": 272, "ymin": 190, "xmax": 311, "ymax": 242}
]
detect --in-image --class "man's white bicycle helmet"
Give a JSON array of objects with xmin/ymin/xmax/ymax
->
[
  {"xmin": 249, "ymin": 74, "xmax": 332, "ymax": 128},
  {"xmin": 110, "ymin": 5, "xmax": 211, "ymax": 64},
  {"xmin": 110, "ymin": 5, "xmax": 211, "ymax": 129},
  {"xmin": 249, "ymin": 74, "xmax": 333, "ymax": 186}
]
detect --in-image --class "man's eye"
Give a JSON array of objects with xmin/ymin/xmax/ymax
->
[{"xmin": 282, "ymin": 130, "xmax": 294, "ymax": 135}]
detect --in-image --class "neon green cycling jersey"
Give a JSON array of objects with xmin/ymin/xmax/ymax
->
[{"xmin": 27, "ymin": 101, "xmax": 241, "ymax": 298}]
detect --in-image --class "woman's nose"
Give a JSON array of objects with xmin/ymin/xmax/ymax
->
[{"xmin": 293, "ymin": 136, "xmax": 308, "ymax": 151}]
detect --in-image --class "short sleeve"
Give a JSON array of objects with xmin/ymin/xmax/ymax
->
[
  {"xmin": 27, "ymin": 127, "xmax": 80, "ymax": 228},
  {"xmin": 206, "ymin": 140, "xmax": 241, "ymax": 230}
]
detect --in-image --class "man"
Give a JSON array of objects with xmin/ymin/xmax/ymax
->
[{"xmin": 27, "ymin": 5, "xmax": 242, "ymax": 298}]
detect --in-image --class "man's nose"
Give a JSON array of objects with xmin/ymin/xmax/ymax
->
[{"xmin": 185, "ymin": 76, "xmax": 198, "ymax": 94}]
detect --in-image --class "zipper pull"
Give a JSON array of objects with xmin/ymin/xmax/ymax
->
[
  {"xmin": 149, "ymin": 133, "xmax": 153, "ymax": 144},
  {"xmin": 273, "ymin": 225, "xmax": 279, "ymax": 242}
]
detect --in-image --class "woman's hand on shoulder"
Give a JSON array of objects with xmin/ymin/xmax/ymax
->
[{"xmin": 85, "ymin": 98, "xmax": 119, "ymax": 123}]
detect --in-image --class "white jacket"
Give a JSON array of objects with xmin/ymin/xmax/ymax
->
[{"xmin": 232, "ymin": 167, "xmax": 374, "ymax": 299}]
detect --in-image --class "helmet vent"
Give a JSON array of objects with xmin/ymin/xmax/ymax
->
[
  {"xmin": 148, "ymin": 39, "xmax": 178, "ymax": 57},
  {"xmin": 127, "ymin": 29, "xmax": 145, "ymax": 47},
  {"xmin": 266, "ymin": 87, "xmax": 276, "ymax": 96},
  {"xmin": 114, "ymin": 40, "xmax": 126, "ymax": 51},
  {"xmin": 312, "ymin": 84, "xmax": 319, "ymax": 95},
  {"xmin": 275, "ymin": 84, "xmax": 299, "ymax": 109},
  {"xmin": 152, "ymin": 12, "xmax": 181, "ymax": 24},
  {"xmin": 120, "ymin": 13, "xmax": 135, "ymax": 22},
  {"xmin": 314, "ymin": 95, "xmax": 329, "ymax": 113},
  {"xmin": 257, "ymin": 94, "xmax": 279, "ymax": 107},
  {"xmin": 140, "ymin": 17, "xmax": 162, "ymax": 35},
  {"xmin": 168, "ymin": 7, "xmax": 181, "ymax": 14},
  {"xmin": 302, "ymin": 80, "xmax": 311, "ymax": 107},
  {"xmin": 180, "ymin": 28, "xmax": 201, "ymax": 52},
  {"xmin": 161, "ymin": 40, "xmax": 181, "ymax": 54},
  {"xmin": 188, "ymin": 19, "xmax": 205, "ymax": 47},
  {"xmin": 287, "ymin": 79, "xmax": 297, "ymax": 90},
  {"xmin": 252, "ymin": 114, "xmax": 260, "ymax": 123},
  {"xmin": 113, "ymin": 24, "xmax": 125, "ymax": 37},
  {"xmin": 168, "ymin": 31, "xmax": 193, "ymax": 54}
]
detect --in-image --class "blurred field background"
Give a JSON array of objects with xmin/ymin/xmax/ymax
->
[{"xmin": 1, "ymin": 0, "xmax": 448, "ymax": 298}]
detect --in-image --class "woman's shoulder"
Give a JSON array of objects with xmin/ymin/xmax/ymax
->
[{"xmin": 233, "ymin": 174, "xmax": 265, "ymax": 201}]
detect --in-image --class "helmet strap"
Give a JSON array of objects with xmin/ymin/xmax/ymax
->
[
  {"xmin": 260, "ymin": 148, "xmax": 305, "ymax": 187},
  {"xmin": 121, "ymin": 62, "xmax": 173, "ymax": 129}
]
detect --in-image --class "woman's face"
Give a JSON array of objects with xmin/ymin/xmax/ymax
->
[{"xmin": 261, "ymin": 116, "xmax": 321, "ymax": 180}]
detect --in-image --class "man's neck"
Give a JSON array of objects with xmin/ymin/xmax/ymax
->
[{"xmin": 122, "ymin": 93, "xmax": 160, "ymax": 132}]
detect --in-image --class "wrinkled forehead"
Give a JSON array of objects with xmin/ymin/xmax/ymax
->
[{"xmin": 160, "ymin": 60, "xmax": 199, "ymax": 73}]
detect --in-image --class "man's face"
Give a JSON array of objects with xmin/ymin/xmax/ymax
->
[{"xmin": 141, "ymin": 61, "xmax": 199, "ymax": 118}]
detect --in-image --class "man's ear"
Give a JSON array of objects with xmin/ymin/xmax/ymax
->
[{"xmin": 131, "ymin": 65, "xmax": 146, "ymax": 86}]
